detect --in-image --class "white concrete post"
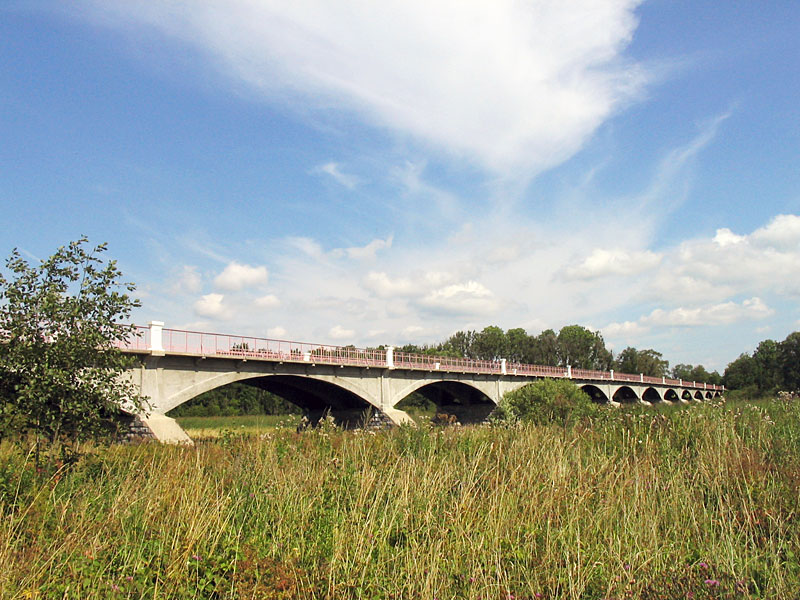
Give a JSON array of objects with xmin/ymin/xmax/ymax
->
[
  {"xmin": 303, "ymin": 351, "xmax": 311, "ymax": 362},
  {"xmin": 704, "ymin": 382, "xmax": 707, "ymax": 390},
  {"xmin": 386, "ymin": 346, "xmax": 395, "ymax": 369},
  {"xmin": 662, "ymin": 376, "xmax": 666, "ymax": 384},
  {"xmin": 640, "ymin": 373, "xmax": 644, "ymax": 382},
  {"xmin": 679, "ymin": 379, "xmax": 682, "ymax": 386},
  {"xmin": 567, "ymin": 365, "xmax": 572, "ymax": 378},
  {"xmin": 148, "ymin": 321, "xmax": 164, "ymax": 353},
  {"xmin": 501, "ymin": 358, "xmax": 507, "ymax": 375},
  {"xmin": 610, "ymin": 369, "xmax": 614, "ymax": 380}
]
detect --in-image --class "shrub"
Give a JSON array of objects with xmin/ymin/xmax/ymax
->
[{"xmin": 494, "ymin": 378, "xmax": 598, "ymax": 428}]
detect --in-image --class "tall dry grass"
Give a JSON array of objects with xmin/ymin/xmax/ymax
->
[{"xmin": 1, "ymin": 398, "xmax": 799, "ymax": 599}]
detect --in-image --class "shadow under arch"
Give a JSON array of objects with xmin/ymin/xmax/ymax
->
[
  {"xmin": 642, "ymin": 387, "xmax": 662, "ymax": 403},
  {"xmin": 613, "ymin": 385, "xmax": 639, "ymax": 404},
  {"xmin": 663, "ymin": 389, "xmax": 681, "ymax": 402},
  {"xmin": 167, "ymin": 374, "xmax": 377, "ymax": 429},
  {"xmin": 580, "ymin": 384, "xmax": 610, "ymax": 404},
  {"xmin": 395, "ymin": 380, "xmax": 495, "ymax": 424}
]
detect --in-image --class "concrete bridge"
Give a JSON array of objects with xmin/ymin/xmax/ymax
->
[{"xmin": 120, "ymin": 322, "xmax": 723, "ymax": 443}]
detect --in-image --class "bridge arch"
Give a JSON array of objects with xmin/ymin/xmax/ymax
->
[
  {"xmin": 642, "ymin": 387, "xmax": 663, "ymax": 403},
  {"xmin": 580, "ymin": 384, "xmax": 610, "ymax": 404},
  {"xmin": 612, "ymin": 385, "xmax": 640, "ymax": 404},
  {"xmin": 156, "ymin": 371, "xmax": 381, "ymax": 427},
  {"xmin": 393, "ymin": 379, "xmax": 496, "ymax": 424},
  {"xmin": 663, "ymin": 388, "xmax": 681, "ymax": 402}
]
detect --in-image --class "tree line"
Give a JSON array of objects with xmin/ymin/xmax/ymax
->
[{"xmin": 389, "ymin": 324, "xmax": 723, "ymax": 384}]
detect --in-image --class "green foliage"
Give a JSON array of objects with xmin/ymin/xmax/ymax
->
[
  {"xmin": 0, "ymin": 237, "xmax": 146, "ymax": 453},
  {"xmin": 556, "ymin": 324, "xmax": 613, "ymax": 370},
  {"xmin": 494, "ymin": 378, "xmax": 598, "ymax": 428},
  {"xmin": 615, "ymin": 347, "xmax": 670, "ymax": 377},
  {"xmin": 168, "ymin": 382, "xmax": 301, "ymax": 417},
  {"xmin": 723, "ymin": 331, "xmax": 800, "ymax": 394}
]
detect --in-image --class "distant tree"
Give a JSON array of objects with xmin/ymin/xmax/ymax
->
[
  {"xmin": 505, "ymin": 327, "xmax": 532, "ymax": 363},
  {"xmin": 779, "ymin": 332, "xmax": 800, "ymax": 391},
  {"xmin": 444, "ymin": 330, "xmax": 476, "ymax": 358},
  {"xmin": 532, "ymin": 329, "xmax": 559, "ymax": 366},
  {"xmin": 753, "ymin": 339, "xmax": 781, "ymax": 392},
  {"xmin": 672, "ymin": 363, "xmax": 695, "ymax": 381},
  {"xmin": 0, "ymin": 237, "xmax": 146, "ymax": 456},
  {"xmin": 473, "ymin": 326, "xmax": 507, "ymax": 361},
  {"xmin": 723, "ymin": 354, "xmax": 759, "ymax": 392},
  {"xmin": 556, "ymin": 325, "xmax": 612, "ymax": 370}
]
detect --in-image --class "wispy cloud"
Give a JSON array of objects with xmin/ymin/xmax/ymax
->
[
  {"xmin": 312, "ymin": 162, "xmax": 359, "ymax": 189},
  {"xmin": 83, "ymin": 0, "xmax": 647, "ymax": 175}
]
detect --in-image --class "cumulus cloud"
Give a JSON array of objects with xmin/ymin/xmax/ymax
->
[
  {"xmin": 420, "ymin": 281, "xmax": 498, "ymax": 315},
  {"xmin": 642, "ymin": 297, "xmax": 773, "ymax": 327},
  {"xmin": 214, "ymin": 262, "xmax": 268, "ymax": 291},
  {"xmin": 255, "ymin": 294, "xmax": 280, "ymax": 308},
  {"xmin": 363, "ymin": 272, "xmax": 416, "ymax": 298},
  {"xmin": 329, "ymin": 325, "xmax": 355, "ymax": 340},
  {"xmin": 169, "ymin": 265, "xmax": 202, "ymax": 295},
  {"xmin": 345, "ymin": 236, "xmax": 393, "ymax": 260},
  {"xmin": 564, "ymin": 248, "xmax": 662, "ymax": 280},
  {"xmin": 193, "ymin": 293, "xmax": 230, "ymax": 319},
  {"xmin": 669, "ymin": 215, "xmax": 800, "ymax": 297},
  {"xmin": 267, "ymin": 326, "xmax": 287, "ymax": 338},
  {"xmin": 84, "ymin": 0, "xmax": 646, "ymax": 174},
  {"xmin": 313, "ymin": 162, "xmax": 359, "ymax": 189}
]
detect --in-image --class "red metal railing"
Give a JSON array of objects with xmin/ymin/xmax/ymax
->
[{"xmin": 116, "ymin": 325, "xmax": 721, "ymax": 391}]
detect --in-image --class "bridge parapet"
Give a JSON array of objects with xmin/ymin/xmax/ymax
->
[{"xmin": 116, "ymin": 323, "xmax": 723, "ymax": 393}]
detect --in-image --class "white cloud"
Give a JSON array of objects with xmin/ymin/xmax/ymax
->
[
  {"xmin": 313, "ymin": 162, "xmax": 359, "ymax": 189},
  {"xmin": 750, "ymin": 214, "xmax": 800, "ymax": 250},
  {"xmin": 169, "ymin": 265, "xmax": 202, "ymax": 294},
  {"xmin": 420, "ymin": 281, "xmax": 498, "ymax": 315},
  {"xmin": 329, "ymin": 325, "xmax": 355, "ymax": 340},
  {"xmin": 267, "ymin": 326, "xmax": 287, "ymax": 338},
  {"xmin": 363, "ymin": 272, "xmax": 416, "ymax": 297},
  {"xmin": 642, "ymin": 297, "xmax": 773, "ymax": 327},
  {"xmin": 287, "ymin": 237, "xmax": 325, "ymax": 260},
  {"xmin": 193, "ymin": 293, "xmax": 230, "ymax": 319},
  {"xmin": 86, "ymin": 0, "xmax": 647, "ymax": 174},
  {"xmin": 214, "ymin": 261, "xmax": 268, "ymax": 291},
  {"xmin": 255, "ymin": 294, "xmax": 280, "ymax": 308},
  {"xmin": 564, "ymin": 248, "xmax": 662, "ymax": 280},
  {"xmin": 345, "ymin": 235, "xmax": 393, "ymax": 260},
  {"xmin": 602, "ymin": 320, "xmax": 650, "ymax": 338}
]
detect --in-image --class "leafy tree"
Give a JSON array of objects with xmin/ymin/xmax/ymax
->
[
  {"xmin": 723, "ymin": 353, "xmax": 759, "ymax": 393},
  {"xmin": 614, "ymin": 347, "xmax": 668, "ymax": 377},
  {"xmin": 532, "ymin": 329, "xmax": 559, "ymax": 366},
  {"xmin": 556, "ymin": 325, "xmax": 612, "ymax": 370},
  {"xmin": 445, "ymin": 330, "xmax": 477, "ymax": 358},
  {"xmin": 0, "ymin": 238, "xmax": 145, "ymax": 455},
  {"xmin": 753, "ymin": 339, "xmax": 781, "ymax": 392},
  {"xmin": 505, "ymin": 327, "xmax": 532, "ymax": 363},
  {"xmin": 494, "ymin": 379, "xmax": 597, "ymax": 428},
  {"xmin": 473, "ymin": 326, "xmax": 507, "ymax": 361},
  {"xmin": 779, "ymin": 332, "xmax": 800, "ymax": 391}
]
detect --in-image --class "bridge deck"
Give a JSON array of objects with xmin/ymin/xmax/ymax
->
[{"xmin": 117, "ymin": 325, "xmax": 721, "ymax": 392}]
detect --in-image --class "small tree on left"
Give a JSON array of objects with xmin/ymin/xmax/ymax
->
[{"xmin": 0, "ymin": 237, "xmax": 147, "ymax": 455}]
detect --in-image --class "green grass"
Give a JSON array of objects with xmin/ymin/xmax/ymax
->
[
  {"xmin": 174, "ymin": 414, "xmax": 302, "ymax": 438},
  {"xmin": 1, "ymin": 397, "xmax": 800, "ymax": 598}
]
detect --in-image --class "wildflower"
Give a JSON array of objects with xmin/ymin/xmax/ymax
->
[
  {"xmin": 125, "ymin": 576, "xmax": 133, "ymax": 582},
  {"xmin": 111, "ymin": 584, "xmax": 120, "ymax": 592},
  {"xmin": 192, "ymin": 554, "xmax": 201, "ymax": 561},
  {"xmin": 698, "ymin": 562, "xmax": 708, "ymax": 569},
  {"xmin": 704, "ymin": 579, "xmax": 719, "ymax": 587}
]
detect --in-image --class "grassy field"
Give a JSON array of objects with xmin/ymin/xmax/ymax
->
[
  {"xmin": 174, "ymin": 414, "xmax": 302, "ymax": 439},
  {"xmin": 1, "ymin": 397, "xmax": 800, "ymax": 598}
]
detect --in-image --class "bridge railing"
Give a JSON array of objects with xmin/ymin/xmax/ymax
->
[
  {"xmin": 113, "ymin": 325, "xmax": 150, "ymax": 351},
  {"xmin": 117, "ymin": 324, "xmax": 721, "ymax": 391},
  {"xmin": 392, "ymin": 352, "xmax": 501, "ymax": 374}
]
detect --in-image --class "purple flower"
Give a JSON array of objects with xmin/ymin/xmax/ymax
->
[
  {"xmin": 192, "ymin": 554, "xmax": 201, "ymax": 561},
  {"xmin": 705, "ymin": 579, "xmax": 719, "ymax": 587},
  {"xmin": 698, "ymin": 562, "xmax": 708, "ymax": 569}
]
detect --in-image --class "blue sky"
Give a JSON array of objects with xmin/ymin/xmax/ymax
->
[{"xmin": 2, "ymin": 1, "xmax": 799, "ymax": 371}]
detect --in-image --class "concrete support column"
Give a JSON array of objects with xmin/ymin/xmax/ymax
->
[
  {"xmin": 148, "ymin": 321, "xmax": 165, "ymax": 355},
  {"xmin": 501, "ymin": 358, "xmax": 507, "ymax": 375},
  {"xmin": 610, "ymin": 369, "xmax": 614, "ymax": 380},
  {"xmin": 662, "ymin": 376, "xmax": 666, "ymax": 384},
  {"xmin": 386, "ymin": 346, "xmax": 395, "ymax": 369},
  {"xmin": 567, "ymin": 365, "xmax": 572, "ymax": 378},
  {"xmin": 303, "ymin": 351, "xmax": 311, "ymax": 362},
  {"xmin": 640, "ymin": 373, "xmax": 644, "ymax": 382}
]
